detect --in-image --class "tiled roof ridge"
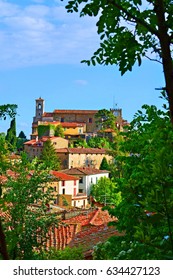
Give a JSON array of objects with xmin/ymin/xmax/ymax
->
[
  {"xmin": 53, "ymin": 109, "xmax": 98, "ymax": 114},
  {"xmin": 50, "ymin": 170, "xmax": 80, "ymax": 181}
]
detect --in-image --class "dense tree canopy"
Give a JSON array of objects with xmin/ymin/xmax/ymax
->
[
  {"xmin": 0, "ymin": 104, "xmax": 17, "ymax": 260},
  {"xmin": 90, "ymin": 177, "xmax": 121, "ymax": 206},
  {"xmin": 54, "ymin": 124, "xmax": 65, "ymax": 138},
  {"xmin": 40, "ymin": 139, "xmax": 60, "ymax": 170},
  {"xmin": 64, "ymin": 0, "xmax": 173, "ymax": 123},
  {"xmin": 94, "ymin": 104, "xmax": 173, "ymax": 259},
  {"xmin": 0, "ymin": 156, "xmax": 56, "ymax": 259},
  {"xmin": 95, "ymin": 109, "xmax": 116, "ymax": 130}
]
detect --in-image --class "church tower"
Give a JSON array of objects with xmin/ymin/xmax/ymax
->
[{"xmin": 33, "ymin": 97, "xmax": 44, "ymax": 123}]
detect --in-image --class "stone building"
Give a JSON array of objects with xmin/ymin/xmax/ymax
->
[
  {"xmin": 56, "ymin": 147, "xmax": 113, "ymax": 170},
  {"xmin": 31, "ymin": 97, "xmax": 124, "ymax": 139}
]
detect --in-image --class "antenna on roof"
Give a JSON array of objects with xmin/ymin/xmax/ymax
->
[{"xmin": 113, "ymin": 96, "xmax": 118, "ymax": 109}]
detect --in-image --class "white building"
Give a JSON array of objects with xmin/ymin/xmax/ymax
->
[
  {"xmin": 60, "ymin": 167, "xmax": 110, "ymax": 196},
  {"xmin": 49, "ymin": 171, "xmax": 88, "ymax": 208}
]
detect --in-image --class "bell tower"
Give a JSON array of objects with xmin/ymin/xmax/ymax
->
[{"xmin": 33, "ymin": 97, "xmax": 44, "ymax": 123}]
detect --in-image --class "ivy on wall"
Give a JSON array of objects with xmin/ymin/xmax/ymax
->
[{"xmin": 38, "ymin": 125, "xmax": 56, "ymax": 137}]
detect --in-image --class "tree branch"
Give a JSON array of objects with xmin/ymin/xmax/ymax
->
[
  {"xmin": 144, "ymin": 55, "xmax": 162, "ymax": 64},
  {"xmin": 108, "ymin": 0, "xmax": 160, "ymax": 37}
]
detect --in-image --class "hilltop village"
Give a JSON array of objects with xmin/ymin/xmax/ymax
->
[
  {"xmin": 1, "ymin": 97, "xmax": 128, "ymax": 259},
  {"xmin": 23, "ymin": 98, "xmax": 128, "ymax": 207}
]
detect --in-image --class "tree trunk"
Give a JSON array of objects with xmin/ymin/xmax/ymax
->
[
  {"xmin": 0, "ymin": 219, "xmax": 9, "ymax": 260},
  {"xmin": 155, "ymin": 0, "xmax": 173, "ymax": 124}
]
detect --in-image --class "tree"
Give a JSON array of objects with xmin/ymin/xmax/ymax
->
[
  {"xmin": 54, "ymin": 125, "xmax": 64, "ymax": 138},
  {"xmin": 64, "ymin": 0, "xmax": 173, "ymax": 123},
  {"xmin": 18, "ymin": 131, "xmax": 26, "ymax": 139},
  {"xmin": 0, "ymin": 104, "xmax": 17, "ymax": 120},
  {"xmin": 0, "ymin": 104, "xmax": 17, "ymax": 260},
  {"xmin": 100, "ymin": 157, "xmax": 110, "ymax": 170},
  {"xmin": 94, "ymin": 104, "xmax": 173, "ymax": 259},
  {"xmin": 40, "ymin": 246, "xmax": 84, "ymax": 260},
  {"xmin": 88, "ymin": 136, "xmax": 111, "ymax": 148},
  {"xmin": 16, "ymin": 131, "xmax": 28, "ymax": 151},
  {"xmin": 90, "ymin": 177, "xmax": 121, "ymax": 206},
  {"xmin": 40, "ymin": 139, "xmax": 60, "ymax": 170},
  {"xmin": 5, "ymin": 118, "xmax": 17, "ymax": 151},
  {"xmin": 95, "ymin": 109, "xmax": 116, "ymax": 130},
  {"xmin": 0, "ymin": 155, "xmax": 57, "ymax": 260}
]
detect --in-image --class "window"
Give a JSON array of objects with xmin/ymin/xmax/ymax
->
[
  {"xmin": 73, "ymin": 188, "xmax": 76, "ymax": 196},
  {"xmin": 61, "ymin": 118, "xmax": 64, "ymax": 122},
  {"xmin": 89, "ymin": 118, "xmax": 92, "ymax": 123},
  {"xmin": 74, "ymin": 180, "xmax": 76, "ymax": 186},
  {"xmin": 91, "ymin": 178, "xmax": 93, "ymax": 184},
  {"xmin": 62, "ymin": 188, "xmax": 65, "ymax": 194},
  {"xmin": 79, "ymin": 177, "xmax": 83, "ymax": 183},
  {"xmin": 62, "ymin": 181, "xmax": 65, "ymax": 186},
  {"xmin": 54, "ymin": 186, "xmax": 56, "ymax": 191}
]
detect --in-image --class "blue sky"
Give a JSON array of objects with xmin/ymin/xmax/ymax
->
[{"xmin": 0, "ymin": 0, "xmax": 165, "ymax": 138}]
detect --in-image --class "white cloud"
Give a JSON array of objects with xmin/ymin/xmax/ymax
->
[
  {"xmin": 74, "ymin": 79, "xmax": 88, "ymax": 86},
  {"xmin": 0, "ymin": 1, "xmax": 99, "ymax": 69}
]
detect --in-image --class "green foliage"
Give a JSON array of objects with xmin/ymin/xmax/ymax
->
[
  {"xmin": 40, "ymin": 139, "xmax": 60, "ymax": 170},
  {"xmin": 73, "ymin": 138, "xmax": 88, "ymax": 147},
  {"xmin": 0, "ymin": 104, "xmax": 17, "ymax": 260},
  {"xmin": 39, "ymin": 246, "xmax": 84, "ymax": 260},
  {"xmin": 0, "ymin": 137, "xmax": 10, "ymax": 173},
  {"xmin": 0, "ymin": 156, "xmax": 57, "ymax": 260},
  {"xmin": 0, "ymin": 104, "xmax": 17, "ymax": 120},
  {"xmin": 64, "ymin": 0, "xmax": 164, "ymax": 73},
  {"xmin": 18, "ymin": 131, "xmax": 26, "ymax": 139},
  {"xmin": 100, "ymin": 157, "xmax": 110, "ymax": 170},
  {"xmin": 88, "ymin": 136, "xmax": 111, "ymax": 148},
  {"xmin": 94, "ymin": 104, "xmax": 173, "ymax": 260},
  {"xmin": 90, "ymin": 177, "xmax": 121, "ymax": 206},
  {"xmin": 5, "ymin": 118, "xmax": 17, "ymax": 151},
  {"xmin": 63, "ymin": 1, "xmax": 173, "ymax": 123},
  {"xmin": 16, "ymin": 131, "xmax": 28, "ymax": 151},
  {"xmin": 38, "ymin": 124, "xmax": 56, "ymax": 138},
  {"xmin": 54, "ymin": 124, "xmax": 64, "ymax": 138},
  {"xmin": 95, "ymin": 109, "xmax": 116, "ymax": 130}
]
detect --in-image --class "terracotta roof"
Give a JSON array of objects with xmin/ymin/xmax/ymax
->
[
  {"xmin": 67, "ymin": 209, "xmax": 120, "ymax": 257},
  {"xmin": 24, "ymin": 136, "xmax": 66, "ymax": 146},
  {"xmin": 42, "ymin": 112, "xmax": 53, "ymax": 117},
  {"xmin": 50, "ymin": 171, "xmax": 79, "ymax": 181},
  {"xmin": 53, "ymin": 109, "xmax": 98, "ymax": 114},
  {"xmin": 56, "ymin": 148, "xmax": 107, "ymax": 154},
  {"xmin": 37, "ymin": 121, "xmax": 85, "ymax": 128},
  {"xmin": 61, "ymin": 167, "xmax": 109, "ymax": 176},
  {"xmin": 24, "ymin": 139, "xmax": 36, "ymax": 145},
  {"xmin": 8, "ymin": 154, "xmax": 21, "ymax": 160}
]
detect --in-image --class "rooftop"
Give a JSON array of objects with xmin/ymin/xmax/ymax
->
[
  {"xmin": 53, "ymin": 109, "xmax": 98, "ymax": 114},
  {"xmin": 61, "ymin": 167, "xmax": 109, "ymax": 176},
  {"xmin": 50, "ymin": 170, "xmax": 80, "ymax": 181},
  {"xmin": 56, "ymin": 147, "xmax": 108, "ymax": 154}
]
